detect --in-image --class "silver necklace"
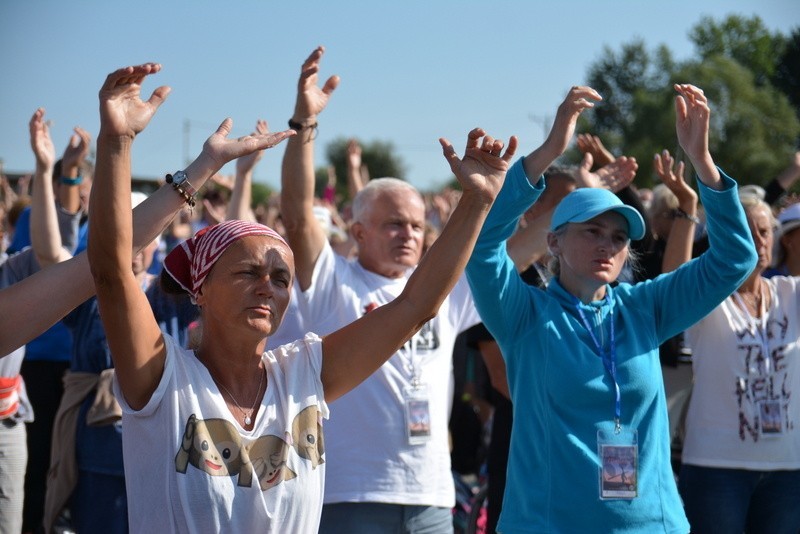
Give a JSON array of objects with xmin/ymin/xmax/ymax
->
[{"xmin": 213, "ymin": 367, "xmax": 264, "ymax": 426}]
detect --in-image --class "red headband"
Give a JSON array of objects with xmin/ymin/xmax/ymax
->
[{"xmin": 163, "ymin": 220, "xmax": 289, "ymax": 299}]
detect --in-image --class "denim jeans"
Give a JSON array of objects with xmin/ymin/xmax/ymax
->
[
  {"xmin": 678, "ymin": 463, "xmax": 800, "ymax": 534},
  {"xmin": 319, "ymin": 502, "xmax": 453, "ymax": 534},
  {"xmin": 71, "ymin": 470, "xmax": 128, "ymax": 534}
]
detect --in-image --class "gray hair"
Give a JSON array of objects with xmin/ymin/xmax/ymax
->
[
  {"xmin": 351, "ymin": 178, "xmax": 421, "ymax": 224},
  {"xmin": 648, "ymin": 184, "xmax": 680, "ymax": 220},
  {"xmin": 740, "ymin": 194, "xmax": 777, "ymax": 227}
]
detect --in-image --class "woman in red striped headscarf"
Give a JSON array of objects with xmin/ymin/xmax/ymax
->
[{"xmin": 88, "ymin": 62, "xmax": 517, "ymax": 533}]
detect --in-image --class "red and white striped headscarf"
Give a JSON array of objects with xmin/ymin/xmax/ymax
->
[{"xmin": 163, "ymin": 220, "xmax": 290, "ymax": 300}]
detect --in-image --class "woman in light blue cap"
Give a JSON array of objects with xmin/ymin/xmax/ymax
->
[{"xmin": 465, "ymin": 84, "xmax": 757, "ymax": 533}]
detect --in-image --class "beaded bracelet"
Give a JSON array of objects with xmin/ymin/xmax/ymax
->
[{"xmin": 165, "ymin": 171, "xmax": 197, "ymax": 211}]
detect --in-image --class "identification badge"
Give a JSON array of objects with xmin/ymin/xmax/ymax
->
[
  {"xmin": 597, "ymin": 427, "xmax": 638, "ymax": 500},
  {"xmin": 404, "ymin": 383, "xmax": 431, "ymax": 445},
  {"xmin": 759, "ymin": 400, "xmax": 783, "ymax": 437}
]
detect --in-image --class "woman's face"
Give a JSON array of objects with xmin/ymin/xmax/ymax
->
[
  {"xmin": 747, "ymin": 205, "xmax": 774, "ymax": 272},
  {"xmin": 196, "ymin": 235, "xmax": 294, "ymax": 339},
  {"xmin": 552, "ymin": 211, "xmax": 630, "ymax": 290}
]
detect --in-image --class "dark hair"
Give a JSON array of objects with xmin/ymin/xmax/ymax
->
[{"xmin": 160, "ymin": 267, "xmax": 190, "ymax": 296}]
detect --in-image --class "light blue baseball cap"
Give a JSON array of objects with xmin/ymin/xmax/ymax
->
[{"xmin": 550, "ymin": 187, "xmax": 646, "ymax": 240}]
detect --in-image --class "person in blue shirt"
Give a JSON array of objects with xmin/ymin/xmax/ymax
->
[{"xmin": 465, "ymin": 83, "xmax": 757, "ymax": 533}]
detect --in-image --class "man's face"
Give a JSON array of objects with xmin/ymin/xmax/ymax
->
[{"xmin": 353, "ymin": 188, "xmax": 426, "ymax": 279}]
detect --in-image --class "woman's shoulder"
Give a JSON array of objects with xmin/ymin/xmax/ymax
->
[
  {"xmin": 766, "ymin": 275, "xmax": 800, "ymax": 297},
  {"xmin": 264, "ymin": 333, "xmax": 324, "ymax": 370}
]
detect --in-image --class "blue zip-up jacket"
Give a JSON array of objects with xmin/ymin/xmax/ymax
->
[{"xmin": 466, "ymin": 158, "xmax": 756, "ymax": 533}]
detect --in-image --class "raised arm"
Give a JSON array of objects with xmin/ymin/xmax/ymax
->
[
  {"xmin": 280, "ymin": 46, "xmax": 339, "ymax": 290},
  {"xmin": 89, "ymin": 64, "xmax": 295, "ymax": 409},
  {"xmin": 28, "ymin": 108, "xmax": 70, "ymax": 267},
  {"xmin": 576, "ymin": 133, "xmax": 615, "ymax": 168},
  {"xmin": 674, "ymin": 84, "xmax": 722, "ymax": 190},
  {"xmin": 655, "ymin": 149, "xmax": 699, "ymax": 272},
  {"xmin": 523, "ymin": 86, "xmax": 602, "ymax": 184},
  {"xmin": 227, "ymin": 119, "xmax": 269, "ymax": 222},
  {"xmin": 320, "ymin": 128, "xmax": 518, "ymax": 401},
  {"xmin": 0, "ymin": 68, "xmax": 293, "ymax": 358},
  {"xmin": 346, "ymin": 138, "xmax": 366, "ymax": 198},
  {"xmin": 57, "ymin": 125, "xmax": 92, "ymax": 215}
]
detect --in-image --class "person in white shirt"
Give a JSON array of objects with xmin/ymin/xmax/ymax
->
[
  {"xmin": 280, "ymin": 46, "xmax": 484, "ymax": 533},
  {"xmin": 680, "ymin": 193, "xmax": 800, "ymax": 534},
  {"xmin": 88, "ymin": 62, "xmax": 517, "ymax": 532}
]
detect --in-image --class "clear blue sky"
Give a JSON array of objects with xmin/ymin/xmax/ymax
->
[{"xmin": 1, "ymin": 1, "xmax": 797, "ymax": 192}]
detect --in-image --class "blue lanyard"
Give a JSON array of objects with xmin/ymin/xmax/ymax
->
[{"xmin": 575, "ymin": 293, "xmax": 621, "ymax": 433}]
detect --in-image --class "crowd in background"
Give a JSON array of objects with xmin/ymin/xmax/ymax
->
[{"xmin": 0, "ymin": 47, "xmax": 799, "ymax": 534}]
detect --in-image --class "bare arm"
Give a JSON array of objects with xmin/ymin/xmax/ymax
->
[
  {"xmin": 57, "ymin": 125, "xmax": 92, "ymax": 215},
  {"xmin": 28, "ymin": 108, "xmax": 70, "ymax": 267},
  {"xmin": 655, "ymin": 149, "xmax": 698, "ymax": 272},
  {"xmin": 280, "ymin": 46, "xmax": 339, "ymax": 290},
  {"xmin": 506, "ymin": 217, "xmax": 550, "ymax": 273},
  {"xmin": 522, "ymin": 86, "xmax": 602, "ymax": 185},
  {"xmin": 478, "ymin": 339, "xmax": 510, "ymax": 400},
  {"xmin": 89, "ymin": 64, "xmax": 295, "ymax": 409},
  {"xmin": 346, "ymin": 138, "xmax": 365, "ymax": 198},
  {"xmin": 321, "ymin": 128, "xmax": 518, "ymax": 402}
]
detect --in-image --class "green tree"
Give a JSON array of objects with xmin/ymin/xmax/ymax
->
[
  {"xmin": 674, "ymin": 55, "xmax": 799, "ymax": 184},
  {"xmin": 251, "ymin": 182, "xmax": 275, "ymax": 208},
  {"xmin": 772, "ymin": 28, "xmax": 800, "ymax": 128},
  {"xmin": 583, "ymin": 40, "xmax": 677, "ymax": 184},
  {"xmin": 690, "ymin": 15, "xmax": 787, "ymax": 86},
  {"xmin": 579, "ymin": 15, "xmax": 800, "ymax": 188}
]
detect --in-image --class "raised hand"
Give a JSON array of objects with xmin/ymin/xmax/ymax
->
[
  {"xmin": 545, "ymin": 86, "xmax": 602, "ymax": 157},
  {"xmin": 98, "ymin": 63, "xmax": 171, "ymax": 139},
  {"xmin": 62, "ymin": 126, "xmax": 92, "ymax": 171},
  {"xmin": 577, "ymin": 152, "xmax": 637, "ymax": 192},
  {"xmin": 654, "ymin": 150, "xmax": 697, "ymax": 207},
  {"xmin": 674, "ymin": 84, "xmax": 712, "ymax": 164},
  {"xmin": 29, "ymin": 108, "xmax": 56, "ymax": 169},
  {"xmin": 202, "ymin": 118, "xmax": 295, "ymax": 169},
  {"xmin": 576, "ymin": 133, "xmax": 615, "ymax": 168},
  {"xmin": 235, "ymin": 119, "xmax": 269, "ymax": 176},
  {"xmin": 347, "ymin": 138, "xmax": 362, "ymax": 170},
  {"xmin": 595, "ymin": 156, "xmax": 638, "ymax": 192},
  {"xmin": 439, "ymin": 128, "xmax": 518, "ymax": 201},
  {"xmin": 674, "ymin": 83, "xmax": 720, "ymax": 187},
  {"xmin": 293, "ymin": 46, "xmax": 340, "ymax": 123}
]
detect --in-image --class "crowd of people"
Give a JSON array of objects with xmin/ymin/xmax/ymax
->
[{"xmin": 0, "ymin": 45, "xmax": 798, "ymax": 534}]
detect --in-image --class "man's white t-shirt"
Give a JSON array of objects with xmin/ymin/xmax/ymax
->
[
  {"xmin": 297, "ymin": 243, "xmax": 480, "ymax": 507},
  {"xmin": 684, "ymin": 275, "xmax": 800, "ymax": 469},
  {"xmin": 115, "ymin": 333, "xmax": 329, "ymax": 533}
]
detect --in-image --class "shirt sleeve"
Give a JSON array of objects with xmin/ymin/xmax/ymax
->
[
  {"xmin": 632, "ymin": 168, "xmax": 758, "ymax": 342},
  {"xmin": 465, "ymin": 157, "xmax": 545, "ymax": 342}
]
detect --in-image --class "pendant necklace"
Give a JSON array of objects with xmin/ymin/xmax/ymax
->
[{"xmin": 214, "ymin": 367, "xmax": 264, "ymax": 426}]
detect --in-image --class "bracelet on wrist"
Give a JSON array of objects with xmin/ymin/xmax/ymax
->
[
  {"xmin": 165, "ymin": 170, "xmax": 197, "ymax": 211},
  {"xmin": 59, "ymin": 175, "xmax": 83, "ymax": 186},
  {"xmin": 673, "ymin": 208, "xmax": 700, "ymax": 225},
  {"xmin": 288, "ymin": 118, "xmax": 319, "ymax": 141}
]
